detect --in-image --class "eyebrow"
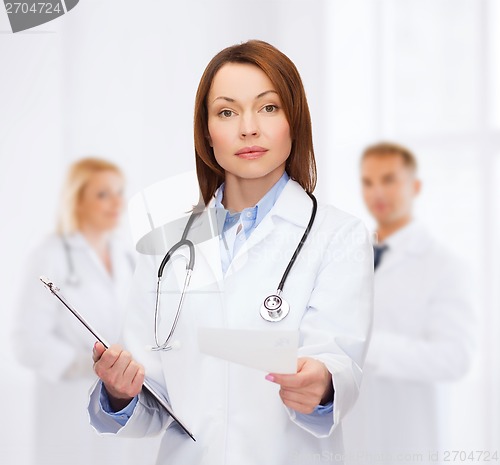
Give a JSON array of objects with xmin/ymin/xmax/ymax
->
[{"xmin": 211, "ymin": 90, "xmax": 278, "ymax": 104}]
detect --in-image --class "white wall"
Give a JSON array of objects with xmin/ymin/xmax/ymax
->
[
  {"xmin": 0, "ymin": 7, "xmax": 64, "ymax": 463},
  {"xmin": 1, "ymin": 0, "xmax": 498, "ymax": 462}
]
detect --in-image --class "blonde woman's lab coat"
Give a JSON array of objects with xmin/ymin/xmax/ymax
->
[
  {"xmin": 13, "ymin": 233, "xmax": 160, "ymax": 465},
  {"xmin": 342, "ymin": 221, "xmax": 476, "ymax": 465},
  {"xmin": 88, "ymin": 180, "xmax": 374, "ymax": 465}
]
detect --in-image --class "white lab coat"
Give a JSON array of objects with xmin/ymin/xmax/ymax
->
[
  {"xmin": 13, "ymin": 232, "xmax": 161, "ymax": 465},
  {"xmin": 342, "ymin": 221, "xmax": 476, "ymax": 465},
  {"xmin": 88, "ymin": 180, "xmax": 374, "ymax": 465}
]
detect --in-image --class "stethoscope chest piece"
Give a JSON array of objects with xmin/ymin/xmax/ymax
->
[{"xmin": 260, "ymin": 293, "xmax": 290, "ymax": 322}]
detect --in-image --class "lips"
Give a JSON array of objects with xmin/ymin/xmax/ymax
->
[
  {"xmin": 373, "ymin": 203, "xmax": 388, "ymax": 213},
  {"xmin": 235, "ymin": 146, "xmax": 268, "ymax": 160}
]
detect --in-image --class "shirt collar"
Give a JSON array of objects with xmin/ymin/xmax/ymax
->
[
  {"xmin": 62, "ymin": 232, "xmax": 88, "ymax": 249},
  {"xmin": 214, "ymin": 172, "xmax": 290, "ymax": 233},
  {"xmin": 380, "ymin": 220, "xmax": 417, "ymax": 248},
  {"xmin": 379, "ymin": 220, "xmax": 430, "ymax": 255}
]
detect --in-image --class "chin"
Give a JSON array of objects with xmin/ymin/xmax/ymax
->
[
  {"xmin": 100, "ymin": 220, "xmax": 119, "ymax": 231},
  {"xmin": 372, "ymin": 213, "xmax": 390, "ymax": 225},
  {"xmin": 233, "ymin": 165, "xmax": 284, "ymax": 181}
]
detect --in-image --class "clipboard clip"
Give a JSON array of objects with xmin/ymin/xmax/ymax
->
[{"xmin": 40, "ymin": 276, "xmax": 60, "ymax": 292}]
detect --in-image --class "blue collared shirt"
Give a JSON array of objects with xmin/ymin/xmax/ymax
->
[
  {"xmin": 214, "ymin": 171, "xmax": 290, "ymax": 274},
  {"xmin": 99, "ymin": 170, "xmax": 333, "ymax": 422}
]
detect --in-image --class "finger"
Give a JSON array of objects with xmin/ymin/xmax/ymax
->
[
  {"xmin": 266, "ymin": 372, "xmax": 308, "ymax": 390},
  {"xmin": 102, "ymin": 358, "xmax": 133, "ymax": 397},
  {"xmin": 96, "ymin": 344, "xmax": 126, "ymax": 370},
  {"xmin": 279, "ymin": 388, "xmax": 309, "ymax": 405},
  {"xmin": 93, "ymin": 347, "xmax": 131, "ymax": 384},
  {"xmin": 296, "ymin": 357, "xmax": 308, "ymax": 372},
  {"xmin": 104, "ymin": 350, "xmax": 134, "ymax": 383},
  {"xmin": 97, "ymin": 357, "xmax": 144, "ymax": 400},
  {"xmin": 92, "ymin": 341, "xmax": 106, "ymax": 363},
  {"xmin": 130, "ymin": 365, "xmax": 145, "ymax": 395},
  {"xmin": 279, "ymin": 393, "xmax": 316, "ymax": 415},
  {"xmin": 266, "ymin": 357, "xmax": 311, "ymax": 388},
  {"xmin": 279, "ymin": 386, "xmax": 323, "ymax": 407},
  {"xmin": 115, "ymin": 360, "xmax": 144, "ymax": 398}
]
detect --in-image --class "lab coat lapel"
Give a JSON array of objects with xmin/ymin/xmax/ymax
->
[
  {"xmin": 182, "ymin": 209, "xmax": 225, "ymax": 292},
  {"xmin": 139, "ymin": 208, "xmax": 226, "ymax": 291},
  {"xmin": 66, "ymin": 233, "xmax": 114, "ymax": 285},
  {"xmin": 224, "ymin": 180, "xmax": 312, "ymax": 277},
  {"xmin": 376, "ymin": 249, "xmax": 406, "ymax": 275},
  {"xmin": 376, "ymin": 222, "xmax": 430, "ymax": 274}
]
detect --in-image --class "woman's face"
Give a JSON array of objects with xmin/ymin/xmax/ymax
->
[
  {"xmin": 77, "ymin": 170, "xmax": 124, "ymax": 232},
  {"xmin": 207, "ymin": 63, "xmax": 292, "ymax": 184}
]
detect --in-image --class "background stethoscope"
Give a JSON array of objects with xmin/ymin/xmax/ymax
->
[
  {"xmin": 61, "ymin": 235, "xmax": 135, "ymax": 286},
  {"xmin": 61, "ymin": 236, "xmax": 81, "ymax": 286},
  {"xmin": 151, "ymin": 193, "xmax": 317, "ymax": 351}
]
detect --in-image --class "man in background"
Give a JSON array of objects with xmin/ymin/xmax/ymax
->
[{"xmin": 342, "ymin": 142, "xmax": 476, "ymax": 465}]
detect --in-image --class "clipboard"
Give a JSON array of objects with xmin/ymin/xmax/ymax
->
[{"xmin": 39, "ymin": 276, "xmax": 196, "ymax": 442}]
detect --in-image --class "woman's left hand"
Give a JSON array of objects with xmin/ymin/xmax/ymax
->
[{"xmin": 266, "ymin": 357, "xmax": 334, "ymax": 414}]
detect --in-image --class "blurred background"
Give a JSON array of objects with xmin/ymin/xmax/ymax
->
[{"xmin": 1, "ymin": 0, "xmax": 498, "ymax": 463}]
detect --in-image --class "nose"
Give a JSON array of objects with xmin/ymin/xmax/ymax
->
[
  {"xmin": 239, "ymin": 112, "xmax": 259, "ymax": 138},
  {"xmin": 372, "ymin": 183, "xmax": 386, "ymax": 197},
  {"xmin": 111, "ymin": 192, "xmax": 124, "ymax": 210}
]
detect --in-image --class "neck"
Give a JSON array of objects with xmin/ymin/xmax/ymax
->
[
  {"xmin": 79, "ymin": 224, "xmax": 110, "ymax": 254},
  {"xmin": 376, "ymin": 215, "xmax": 412, "ymax": 243},
  {"xmin": 222, "ymin": 168, "xmax": 285, "ymax": 212}
]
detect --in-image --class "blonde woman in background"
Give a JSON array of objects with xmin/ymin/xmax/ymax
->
[{"xmin": 13, "ymin": 158, "xmax": 160, "ymax": 465}]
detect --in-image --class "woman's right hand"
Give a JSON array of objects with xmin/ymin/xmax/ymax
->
[{"xmin": 92, "ymin": 342, "xmax": 145, "ymax": 411}]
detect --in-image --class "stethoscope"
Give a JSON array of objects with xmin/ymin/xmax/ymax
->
[
  {"xmin": 61, "ymin": 236, "xmax": 81, "ymax": 286},
  {"xmin": 61, "ymin": 235, "xmax": 135, "ymax": 286},
  {"xmin": 151, "ymin": 192, "xmax": 317, "ymax": 351}
]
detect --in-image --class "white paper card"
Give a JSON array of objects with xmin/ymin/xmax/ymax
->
[{"xmin": 198, "ymin": 327, "xmax": 298, "ymax": 374}]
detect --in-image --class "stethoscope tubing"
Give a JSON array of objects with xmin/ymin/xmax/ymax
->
[
  {"xmin": 154, "ymin": 191, "xmax": 317, "ymax": 335},
  {"xmin": 148, "ymin": 190, "xmax": 317, "ymax": 438},
  {"xmin": 153, "ymin": 209, "xmax": 203, "ymax": 351},
  {"xmin": 276, "ymin": 192, "xmax": 317, "ymax": 292}
]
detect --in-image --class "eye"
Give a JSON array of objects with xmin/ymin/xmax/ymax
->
[
  {"xmin": 97, "ymin": 191, "xmax": 109, "ymax": 199},
  {"xmin": 262, "ymin": 104, "xmax": 278, "ymax": 113},
  {"xmin": 218, "ymin": 109, "xmax": 235, "ymax": 118}
]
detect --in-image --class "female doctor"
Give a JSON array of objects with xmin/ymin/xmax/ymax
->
[
  {"xmin": 13, "ymin": 158, "xmax": 159, "ymax": 465},
  {"xmin": 89, "ymin": 41, "xmax": 374, "ymax": 465}
]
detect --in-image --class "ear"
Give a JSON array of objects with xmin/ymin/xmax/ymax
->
[
  {"xmin": 414, "ymin": 178, "xmax": 422, "ymax": 196},
  {"xmin": 205, "ymin": 131, "xmax": 213, "ymax": 148},
  {"xmin": 203, "ymin": 126, "xmax": 213, "ymax": 147}
]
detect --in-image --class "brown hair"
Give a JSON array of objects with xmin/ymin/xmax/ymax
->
[
  {"xmin": 361, "ymin": 141, "xmax": 418, "ymax": 173},
  {"xmin": 57, "ymin": 157, "xmax": 123, "ymax": 234},
  {"xmin": 194, "ymin": 40, "xmax": 316, "ymax": 205}
]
